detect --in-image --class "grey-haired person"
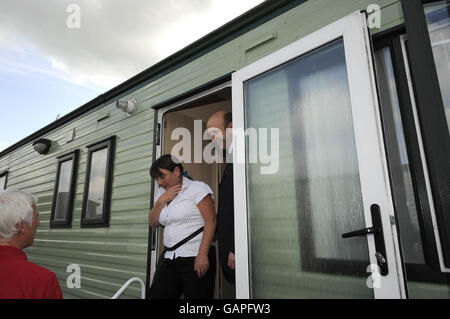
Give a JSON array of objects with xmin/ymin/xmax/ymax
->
[{"xmin": 0, "ymin": 190, "xmax": 63, "ymax": 299}]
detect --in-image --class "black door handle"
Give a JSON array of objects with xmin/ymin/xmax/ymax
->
[
  {"xmin": 342, "ymin": 226, "xmax": 381, "ymax": 238},
  {"xmin": 341, "ymin": 204, "xmax": 388, "ymax": 276}
]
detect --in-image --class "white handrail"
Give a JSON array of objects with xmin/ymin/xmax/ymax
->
[{"xmin": 111, "ymin": 277, "xmax": 146, "ymax": 299}]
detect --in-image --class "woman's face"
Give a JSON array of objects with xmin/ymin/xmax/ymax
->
[{"xmin": 155, "ymin": 167, "xmax": 181, "ymax": 190}]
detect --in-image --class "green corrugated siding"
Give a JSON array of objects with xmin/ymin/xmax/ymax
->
[
  {"xmin": 0, "ymin": 104, "xmax": 154, "ymax": 299},
  {"xmin": 0, "ymin": 0, "xmax": 410, "ymax": 299}
]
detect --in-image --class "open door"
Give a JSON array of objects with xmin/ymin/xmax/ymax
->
[
  {"xmin": 149, "ymin": 84, "xmax": 235, "ymax": 298},
  {"xmin": 232, "ymin": 12, "xmax": 407, "ymax": 298}
]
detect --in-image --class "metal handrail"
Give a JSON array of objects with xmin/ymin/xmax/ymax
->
[{"xmin": 111, "ymin": 277, "xmax": 146, "ymax": 299}]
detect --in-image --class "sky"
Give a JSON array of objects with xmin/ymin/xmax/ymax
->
[{"xmin": 0, "ymin": 0, "xmax": 265, "ymax": 152}]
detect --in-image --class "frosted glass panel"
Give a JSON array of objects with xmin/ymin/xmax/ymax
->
[
  {"xmin": 425, "ymin": 1, "xmax": 450, "ymax": 135},
  {"xmin": 54, "ymin": 160, "xmax": 73, "ymax": 220},
  {"xmin": 244, "ymin": 39, "xmax": 373, "ymax": 298},
  {"xmin": 87, "ymin": 148, "xmax": 108, "ymax": 218}
]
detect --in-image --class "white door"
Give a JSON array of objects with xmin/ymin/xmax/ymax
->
[{"xmin": 232, "ymin": 12, "xmax": 407, "ymax": 299}]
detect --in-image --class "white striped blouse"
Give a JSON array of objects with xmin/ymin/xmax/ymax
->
[{"xmin": 156, "ymin": 177, "xmax": 213, "ymax": 259}]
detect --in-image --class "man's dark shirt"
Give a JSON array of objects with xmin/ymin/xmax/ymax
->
[{"xmin": 217, "ymin": 162, "xmax": 235, "ymax": 283}]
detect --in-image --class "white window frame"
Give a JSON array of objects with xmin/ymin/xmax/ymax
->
[{"xmin": 232, "ymin": 11, "xmax": 407, "ymax": 299}]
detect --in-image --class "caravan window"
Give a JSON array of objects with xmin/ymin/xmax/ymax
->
[
  {"xmin": 81, "ymin": 136, "xmax": 115, "ymax": 227},
  {"xmin": 0, "ymin": 171, "xmax": 7, "ymax": 190},
  {"xmin": 50, "ymin": 151, "xmax": 79, "ymax": 228}
]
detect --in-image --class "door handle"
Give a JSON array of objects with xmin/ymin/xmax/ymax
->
[
  {"xmin": 342, "ymin": 226, "xmax": 381, "ymax": 238},
  {"xmin": 341, "ymin": 204, "xmax": 388, "ymax": 276}
]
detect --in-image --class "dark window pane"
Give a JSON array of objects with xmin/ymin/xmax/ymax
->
[
  {"xmin": 425, "ymin": 1, "xmax": 450, "ymax": 135},
  {"xmin": 86, "ymin": 148, "xmax": 108, "ymax": 219},
  {"xmin": 0, "ymin": 176, "xmax": 5, "ymax": 190},
  {"xmin": 54, "ymin": 160, "xmax": 73, "ymax": 220}
]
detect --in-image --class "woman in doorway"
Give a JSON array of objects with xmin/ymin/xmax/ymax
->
[{"xmin": 148, "ymin": 154, "xmax": 216, "ymax": 299}]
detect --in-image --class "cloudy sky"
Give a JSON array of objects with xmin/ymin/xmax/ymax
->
[{"xmin": 0, "ymin": 0, "xmax": 265, "ymax": 152}]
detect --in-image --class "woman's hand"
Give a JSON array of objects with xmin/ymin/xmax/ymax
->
[
  {"xmin": 149, "ymin": 184, "xmax": 182, "ymax": 227},
  {"xmin": 158, "ymin": 184, "xmax": 182, "ymax": 204},
  {"xmin": 194, "ymin": 253, "xmax": 210, "ymax": 278}
]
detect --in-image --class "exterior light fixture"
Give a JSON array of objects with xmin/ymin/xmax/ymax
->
[
  {"xmin": 32, "ymin": 138, "xmax": 52, "ymax": 155},
  {"xmin": 116, "ymin": 99, "xmax": 137, "ymax": 115}
]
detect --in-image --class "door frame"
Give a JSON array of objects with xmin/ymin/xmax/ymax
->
[
  {"xmin": 147, "ymin": 80, "xmax": 231, "ymax": 288},
  {"xmin": 232, "ymin": 11, "xmax": 407, "ymax": 299},
  {"xmin": 400, "ymin": 0, "xmax": 450, "ymax": 268},
  {"xmin": 397, "ymin": 33, "xmax": 450, "ymax": 274}
]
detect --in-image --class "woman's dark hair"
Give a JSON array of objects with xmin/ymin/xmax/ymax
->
[{"xmin": 150, "ymin": 154, "xmax": 184, "ymax": 179}]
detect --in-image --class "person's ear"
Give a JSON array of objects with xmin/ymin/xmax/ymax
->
[
  {"xmin": 174, "ymin": 166, "xmax": 181, "ymax": 177},
  {"xmin": 227, "ymin": 121, "xmax": 232, "ymax": 129},
  {"xmin": 16, "ymin": 219, "xmax": 25, "ymax": 234}
]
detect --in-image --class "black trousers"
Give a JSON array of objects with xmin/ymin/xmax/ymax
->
[{"xmin": 149, "ymin": 246, "xmax": 216, "ymax": 299}]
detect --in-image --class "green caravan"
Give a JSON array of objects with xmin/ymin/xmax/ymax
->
[{"xmin": 0, "ymin": 0, "xmax": 449, "ymax": 299}]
